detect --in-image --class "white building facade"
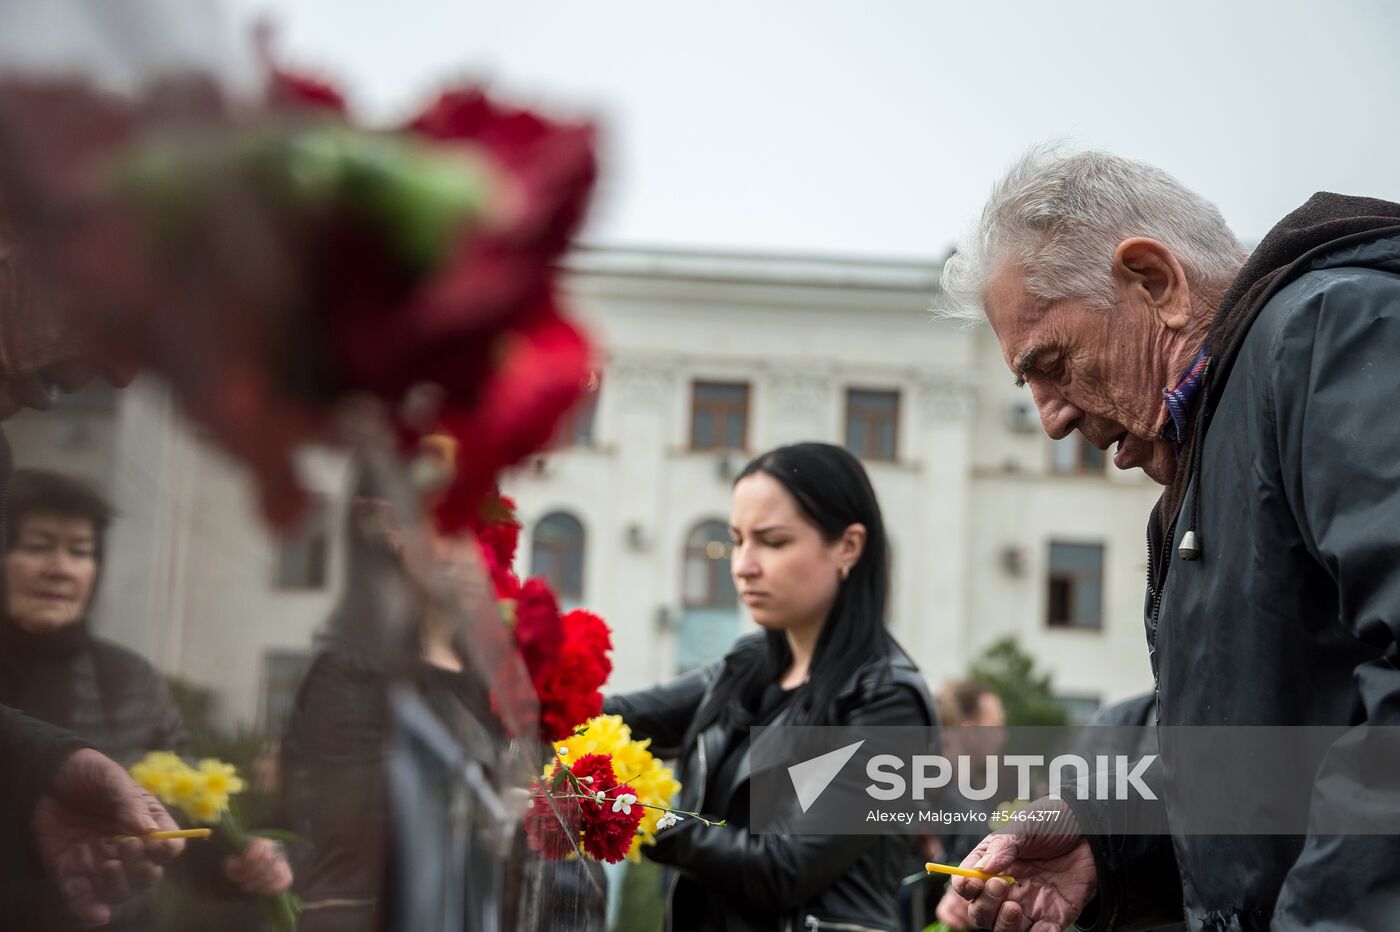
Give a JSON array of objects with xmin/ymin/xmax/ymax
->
[
  {"xmin": 6, "ymin": 246, "xmax": 1162, "ymax": 730},
  {"xmin": 507, "ymin": 247, "xmax": 1162, "ymax": 715}
]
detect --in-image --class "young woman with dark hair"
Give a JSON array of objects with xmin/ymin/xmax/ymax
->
[{"xmin": 605, "ymin": 442, "xmax": 936, "ymax": 932}]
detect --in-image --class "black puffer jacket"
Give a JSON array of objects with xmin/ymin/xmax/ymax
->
[
  {"xmin": 605, "ymin": 634, "xmax": 936, "ymax": 932},
  {"xmin": 1077, "ymin": 197, "xmax": 1400, "ymax": 931}
]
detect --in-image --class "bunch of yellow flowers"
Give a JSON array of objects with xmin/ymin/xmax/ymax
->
[
  {"xmin": 130, "ymin": 751, "xmax": 247, "ymax": 825},
  {"xmin": 549, "ymin": 714, "xmax": 683, "ymax": 861}
]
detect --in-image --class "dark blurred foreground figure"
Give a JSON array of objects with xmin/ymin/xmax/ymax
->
[
  {"xmin": 281, "ymin": 472, "xmax": 599, "ymax": 932},
  {"xmin": 1, "ymin": 227, "xmax": 188, "ymax": 925},
  {"xmin": 607, "ymin": 442, "xmax": 936, "ymax": 932},
  {"xmin": 936, "ymin": 147, "xmax": 1400, "ymax": 930},
  {"xmin": 0, "ymin": 469, "xmax": 292, "ymax": 929}
]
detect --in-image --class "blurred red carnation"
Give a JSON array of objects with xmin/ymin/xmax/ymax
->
[
  {"xmin": 534, "ymin": 609, "xmax": 613, "ymax": 741},
  {"xmin": 513, "ymin": 577, "xmax": 563, "ymax": 681},
  {"xmin": 266, "ymin": 67, "xmax": 348, "ymax": 115}
]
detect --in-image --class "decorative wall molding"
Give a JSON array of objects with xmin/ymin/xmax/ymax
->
[
  {"xmin": 915, "ymin": 378, "xmax": 975, "ymax": 424},
  {"xmin": 610, "ymin": 360, "xmax": 677, "ymax": 413}
]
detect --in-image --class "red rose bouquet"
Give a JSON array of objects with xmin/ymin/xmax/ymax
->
[{"xmin": 0, "ymin": 66, "xmax": 595, "ymax": 533}]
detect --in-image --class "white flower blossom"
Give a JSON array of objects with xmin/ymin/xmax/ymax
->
[
  {"xmin": 594, "ymin": 790, "xmax": 607, "ymax": 804},
  {"xmin": 611, "ymin": 793, "xmax": 637, "ymax": 815},
  {"xmin": 582, "ymin": 776, "xmax": 594, "ymax": 784},
  {"xmin": 557, "ymin": 746, "xmax": 569, "ymax": 757},
  {"xmin": 656, "ymin": 811, "xmax": 683, "ymax": 830}
]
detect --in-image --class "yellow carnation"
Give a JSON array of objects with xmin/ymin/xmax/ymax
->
[
  {"xmin": 130, "ymin": 762, "xmax": 175, "ymax": 802},
  {"xmin": 186, "ymin": 791, "xmax": 229, "ymax": 825},
  {"xmin": 197, "ymin": 759, "xmax": 247, "ymax": 796},
  {"xmin": 549, "ymin": 715, "xmax": 682, "ymax": 861},
  {"xmin": 168, "ymin": 770, "xmax": 201, "ymax": 804}
]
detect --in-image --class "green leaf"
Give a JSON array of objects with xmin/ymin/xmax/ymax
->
[{"xmin": 249, "ymin": 828, "xmax": 305, "ymax": 846}]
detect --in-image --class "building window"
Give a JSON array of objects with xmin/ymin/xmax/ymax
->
[
  {"xmin": 1051, "ymin": 435, "xmax": 1106, "ymax": 474},
  {"xmin": 690, "ymin": 381, "xmax": 749, "ymax": 451},
  {"xmin": 262, "ymin": 650, "xmax": 312, "ymax": 735},
  {"xmin": 683, "ymin": 520, "xmax": 737, "ymax": 608},
  {"xmin": 274, "ymin": 496, "xmax": 330, "ymax": 590},
  {"xmin": 679, "ymin": 520, "xmax": 740, "ymax": 673},
  {"xmin": 1046, "ymin": 541, "xmax": 1104, "ymax": 629},
  {"xmin": 553, "ymin": 369, "xmax": 602, "ymax": 448},
  {"xmin": 531, "ymin": 512, "xmax": 585, "ymax": 603},
  {"xmin": 846, "ymin": 389, "xmax": 900, "ymax": 461}
]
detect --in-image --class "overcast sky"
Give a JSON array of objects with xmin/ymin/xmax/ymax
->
[{"xmin": 230, "ymin": 0, "xmax": 1400, "ymax": 260}]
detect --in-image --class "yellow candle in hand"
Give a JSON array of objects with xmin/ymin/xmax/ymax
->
[
  {"xmin": 925, "ymin": 862, "xmax": 1017, "ymax": 885},
  {"xmin": 124, "ymin": 828, "xmax": 213, "ymax": 841}
]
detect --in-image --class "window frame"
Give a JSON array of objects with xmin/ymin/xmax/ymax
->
[
  {"xmin": 552, "ymin": 369, "xmax": 602, "ymax": 449},
  {"xmin": 272, "ymin": 494, "xmax": 331, "ymax": 591},
  {"xmin": 530, "ymin": 511, "xmax": 586, "ymax": 603},
  {"xmin": 681, "ymin": 519, "xmax": 738, "ymax": 610},
  {"xmin": 689, "ymin": 380, "xmax": 751, "ymax": 452},
  {"xmin": 844, "ymin": 387, "xmax": 901, "ymax": 462},
  {"xmin": 1050, "ymin": 435, "xmax": 1107, "ymax": 475},
  {"xmin": 1044, "ymin": 540, "xmax": 1105, "ymax": 631}
]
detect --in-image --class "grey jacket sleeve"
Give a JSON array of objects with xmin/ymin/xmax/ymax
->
[{"xmin": 1266, "ymin": 269, "xmax": 1400, "ymax": 926}]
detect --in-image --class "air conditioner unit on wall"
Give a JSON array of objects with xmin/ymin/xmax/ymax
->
[{"xmin": 1006, "ymin": 400, "xmax": 1040, "ymax": 434}]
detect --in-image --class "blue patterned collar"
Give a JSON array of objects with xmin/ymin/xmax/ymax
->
[{"xmin": 1161, "ymin": 344, "xmax": 1210, "ymax": 452}]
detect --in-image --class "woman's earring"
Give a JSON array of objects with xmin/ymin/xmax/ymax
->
[{"xmin": 838, "ymin": 565, "xmax": 849, "ymax": 582}]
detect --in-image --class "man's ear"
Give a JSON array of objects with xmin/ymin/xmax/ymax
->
[{"xmin": 1114, "ymin": 238, "xmax": 1192, "ymax": 330}]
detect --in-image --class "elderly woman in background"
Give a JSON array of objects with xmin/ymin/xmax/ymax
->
[{"xmin": 0, "ymin": 467, "xmax": 292, "ymax": 930}]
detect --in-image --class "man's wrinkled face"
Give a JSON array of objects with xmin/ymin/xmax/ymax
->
[
  {"xmin": 0, "ymin": 360, "xmax": 103, "ymax": 421},
  {"xmin": 1, "ymin": 237, "xmax": 132, "ymax": 420},
  {"xmin": 984, "ymin": 263, "xmax": 1179, "ymax": 484}
]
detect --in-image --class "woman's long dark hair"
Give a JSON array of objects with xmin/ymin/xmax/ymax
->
[{"xmin": 686, "ymin": 442, "xmax": 893, "ymax": 739}]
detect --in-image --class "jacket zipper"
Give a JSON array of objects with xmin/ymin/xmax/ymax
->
[
  {"xmin": 1146, "ymin": 522, "xmax": 1163, "ymax": 632},
  {"xmin": 1150, "ymin": 357, "xmax": 1211, "ymax": 636},
  {"xmin": 802, "ymin": 916, "xmax": 887, "ymax": 931},
  {"xmin": 1147, "ymin": 466, "xmax": 1191, "ymax": 727}
]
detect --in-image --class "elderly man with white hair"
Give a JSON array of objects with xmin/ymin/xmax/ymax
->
[{"xmin": 935, "ymin": 149, "xmax": 1400, "ymax": 931}]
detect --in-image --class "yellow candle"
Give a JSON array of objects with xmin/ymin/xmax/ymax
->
[
  {"xmin": 925, "ymin": 862, "xmax": 1017, "ymax": 885},
  {"xmin": 128, "ymin": 828, "xmax": 213, "ymax": 841}
]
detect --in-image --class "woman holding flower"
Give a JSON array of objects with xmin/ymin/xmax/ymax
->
[
  {"xmin": 605, "ymin": 442, "xmax": 937, "ymax": 932},
  {"xmin": 0, "ymin": 469, "xmax": 292, "ymax": 929}
]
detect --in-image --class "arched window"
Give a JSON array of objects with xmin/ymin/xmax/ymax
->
[
  {"xmin": 678, "ymin": 519, "xmax": 740, "ymax": 672},
  {"xmin": 531, "ymin": 512, "xmax": 585, "ymax": 603},
  {"xmin": 682, "ymin": 520, "xmax": 737, "ymax": 608}
]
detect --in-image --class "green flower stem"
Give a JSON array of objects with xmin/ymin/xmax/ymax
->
[
  {"xmin": 212, "ymin": 806, "xmax": 300, "ymax": 932},
  {"xmin": 531, "ymin": 789, "xmax": 725, "ymax": 828}
]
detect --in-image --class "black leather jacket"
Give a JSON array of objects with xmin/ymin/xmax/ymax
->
[{"xmin": 605, "ymin": 635, "xmax": 936, "ymax": 932}]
